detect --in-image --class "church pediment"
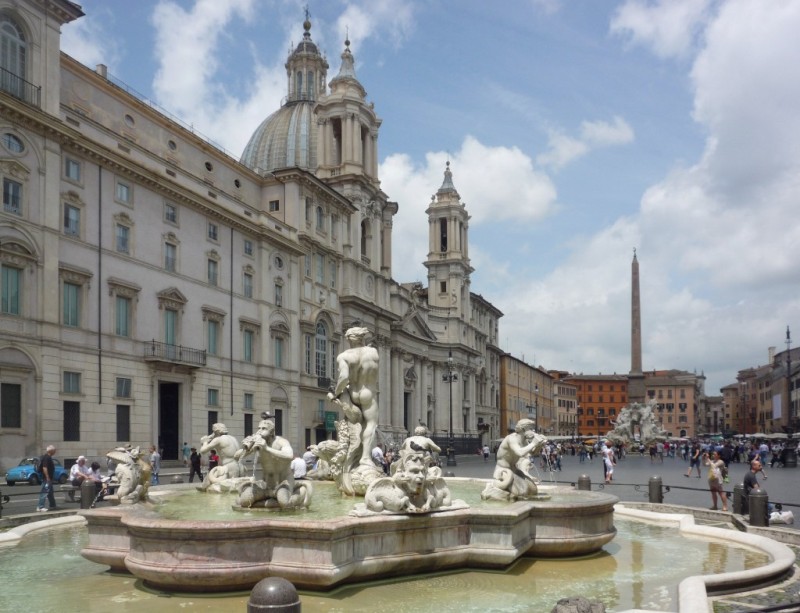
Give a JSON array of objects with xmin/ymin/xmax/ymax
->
[{"xmin": 393, "ymin": 310, "xmax": 437, "ymax": 342}]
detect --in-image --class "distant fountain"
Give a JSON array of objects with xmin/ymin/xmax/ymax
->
[{"xmin": 605, "ymin": 399, "xmax": 668, "ymax": 447}]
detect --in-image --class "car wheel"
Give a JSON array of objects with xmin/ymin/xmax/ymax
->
[
  {"xmin": 29, "ymin": 474, "xmax": 40, "ymax": 486},
  {"xmin": 58, "ymin": 474, "xmax": 68, "ymax": 485},
  {"xmin": 6, "ymin": 481, "xmax": 14, "ymax": 486}
]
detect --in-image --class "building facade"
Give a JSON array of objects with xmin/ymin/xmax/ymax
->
[{"xmin": 0, "ymin": 1, "xmax": 502, "ymax": 469}]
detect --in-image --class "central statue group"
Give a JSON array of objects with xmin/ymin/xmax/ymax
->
[{"xmin": 170, "ymin": 326, "xmax": 550, "ymax": 514}]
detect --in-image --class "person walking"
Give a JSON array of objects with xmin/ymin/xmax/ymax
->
[
  {"xmin": 182, "ymin": 441, "xmax": 191, "ymax": 466},
  {"xmin": 36, "ymin": 445, "xmax": 58, "ymax": 512},
  {"xmin": 685, "ymin": 442, "xmax": 702, "ymax": 478},
  {"xmin": 188, "ymin": 447, "xmax": 203, "ymax": 483},
  {"xmin": 703, "ymin": 450, "xmax": 728, "ymax": 511},
  {"xmin": 149, "ymin": 445, "xmax": 161, "ymax": 485},
  {"xmin": 482, "ymin": 444, "xmax": 490, "ymax": 462}
]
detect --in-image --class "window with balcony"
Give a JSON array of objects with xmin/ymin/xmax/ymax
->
[
  {"xmin": 243, "ymin": 272, "xmax": 253, "ymax": 298},
  {"xmin": 243, "ymin": 329, "xmax": 254, "ymax": 362},
  {"xmin": 164, "ymin": 242, "xmax": 177, "ymax": 272},
  {"xmin": 63, "ymin": 204, "xmax": 80, "ymax": 236},
  {"xmin": 207, "ymin": 259, "xmax": 218, "ymax": 286},
  {"xmin": 62, "ymin": 282, "xmax": 80, "ymax": 327},
  {"xmin": 1, "ymin": 15, "xmax": 27, "ymax": 99},
  {"xmin": 116, "ymin": 223, "xmax": 130, "ymax": 254},
  {"xmin": 1, "ymin": 264, "xmax": 21, "ymax": 315}
]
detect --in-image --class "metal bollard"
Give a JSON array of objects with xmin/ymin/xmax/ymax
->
[
  {"xmin": 80, "ymin": 479, "xmax": 96, "ymax": 509},
  {"xmin": 170, "ymin": 474, "xmax": 185, "ymax": 484},
  {"xmin": 648, "ymin": 475, "xmax": 663, "ymax": 504},
  {"xmin": 749, "ymin": 490, "xmax": 769, "ymax": 527},
  {"xmin": 577, "ymin": 475, "xmax": 592, "ymax": 491},
  {"xmin": 733, "ymin": 484, "xmax": 746, "ymax": 515},
  {"xmin": 248, "ymin": 577, "xmax": 301, "ymax": 612}
]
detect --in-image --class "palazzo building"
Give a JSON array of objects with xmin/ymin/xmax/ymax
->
[{"xmin": 0, "ymin": 1, "xmax": 502, "ymax": 468}]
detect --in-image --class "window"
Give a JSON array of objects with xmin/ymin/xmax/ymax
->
[
  {"xmin": 1, "ymin": 382, "xmax": 21, "ymax": 428},
  {"xmin": 164, "ymin": 203, "xmax": 178, "ymax": 224},
  {"xmin": 2, "ymin": 133, "xmax": 23, "ymax": 153},
  {"xmin": 244, "ymin": 392, "xmax": 254, "ymax": 410},
  {"xmin": 3, "ymin": 178, "xmax": 21, "ymax": 214},
  {"xmin": 207, "ymin": 388, "xmax": 219, "ymax": 406},
  {"xmin": 64, "ymin": 204, "xmax": 80, "ymax": 236},
  {"xmin": 116, "ymin": 405, "xmax": 130, "ymax": 441},
  {"xmin": 62, "ymin": 282, "xmax": 80, "ymax": 327},
  {"xmin": 63, "ymin": 371, "xmax": 81, "ymax": 394},
  {"xmin": 243, "ymin": 329, "xmax": 253, "ymax": 362},
  {"xmin": 115, "ymin": 180, "xmax": 131, "ymax": 204},
  {"xmin": 164, "ymin": 309, "xmax": 177, "ymax": 345},
  {"xmin": 63, "ymin": 401, "xmax": 80, "ymax": 441},
  {"xmin": 244, "ymin": 412, "xmax": 253, "ymax": 437},
  {"xmin": 274, "ymin": 336, "xmax": 284, "ymax": 368},
  {"xmin": 329, "ymin": 261, "xmax": 337, "ymax": 289},
  {"xmin": 243, "ymin": 272, "xmax": 253, "ymax": 298},
  {"xmin": 208, "ymin": 221, "xmax": 218, "ymax": 241},
  {"xmin": 440, "ymin": 281, "xmax": 446, "ymax": 293},
  {"xmin": 269, "ymin": 200, "xmax": 280, "ymax": 212},
  {"xmin": 316, "ymin": 206, "xmax": 324, "ymax": 230},
  {"xmin": 315, "ymin": 253, "xmax": 324, "ymax": 284},
  {"xmin": 315, "ymin": 322, "xmax": 328, "ymax": 377},
  {"xmin": 274, "ymin": 283, "xmax": 282, "ymax": 307},
  {"xmin": 304, "ymin": 334, "xmax": 312, "ymax": 374},
  {"xmin": 64, "ymin": 158, "xmax": 81, "ymax": 182},
  {"xmin": 115, "ymin": 295, "xmax": 131, "ymax": 336},
  {"xmin": 207, "ymin": 259, "xmax": 218, "ymax": 286},
  {"xmin": 207, "ymin": 320, "xmax": 219, "ymax": 355},
  {"xmin": 304, "ymin": 255, "xmax": 311, "ymax": 277},
  {"xmin": 164, "ymin": 242, "xmax": 177, "ymax": 272},
  {"xmin": 243, "ymin": 239, "xmax": 253, "ymax": 256},
  {"xmin": 1, "ymin": 264, "xmax": 21, "ymax": 315},
  {"xmin": 116, "ymin": 224, "xmax": 130, "ymax": 254},
  {"xmin": 116, "ymin": 377, "xmax": 132, "ymax": 398},
  {"xmin": 0, "ymin": 15, "xmax": 26, "ymax": 95},
  {"xmin": 331, "ymin": 214, "xmax": 338, "ymax": 240}
]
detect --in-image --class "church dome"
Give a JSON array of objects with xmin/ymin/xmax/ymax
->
[
  {"xmin": 240, "ymin": 15, "xmax": 327, "ymax": 174},
  {"xmin": 240, "ymin": 101, "xmax": 317, "ymax": 173}
]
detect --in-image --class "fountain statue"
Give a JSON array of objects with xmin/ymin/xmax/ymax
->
[
  {"xmin": 352, "ymin": 426, "xmax": 461, "ymax": 515},
  {"xmin": 481, "ymin": 418, "xmax": 547, "ymax": 501},
  {"xmin": 605, "ymin": 399, "xmax": 668, "ymax": 447},
  {"xmin": 105, "ymin": 446, "xmax": 151, "ymax": 504},
  {"xmin": 325, "ymin": 326, "xmax": 385, "ymax": 494},
  {"xmin": 196, "ymin": 422, "xmax": 246, "ymax": 493},
  {"xmin": 234, "ymin": 418, "xmax": 312, "ymax": 509}
]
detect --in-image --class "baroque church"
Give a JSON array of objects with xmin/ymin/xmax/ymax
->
[{"xmin": 0, "ymin": 0, "xmax": 502, "ymax": 468}]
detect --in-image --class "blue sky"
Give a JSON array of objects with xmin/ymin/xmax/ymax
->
[{"xmin": 61, "ymin": 0, "xmax": 800, "ymax": 397}]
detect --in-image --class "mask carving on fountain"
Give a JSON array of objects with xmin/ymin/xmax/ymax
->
[
  {"xmin": 352, "ymin": 427, "xmax": 464, "ymax": 515},
  {"xmin": 325, "ymin": 326, "xmax": 385, "ymax": 495},
  {"xmin": 197, "ymin": 422, "xmax": 246, "ymax": 493},
  {"xmin": 105, "ymin": 446, "xmax": 152, "ymax": 504},
  {"xmin": 481, "ymin": 418, "xmax": 547, "ymax": 501},
  {"xmin": 234, "ymin": 418, "xmax": 312, "ymax": 509}
]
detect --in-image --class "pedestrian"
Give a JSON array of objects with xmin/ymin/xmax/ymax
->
[
  {"xmin": 150, "ymin": 445, "xmax": 161, "ymax": 485},
  {"xmin": 685, "ymin": 442, "xmax": 702, "ymax": 478},
  {"xmin": 703, "ymin": 450, "xmax": 728, "ymax": 512},
  {"xmin": 189, "ymin": 447, "xmax": 203, "ymax": 483},
  {"xmin": 482, "ymin": 444, "xmax": 490, "ymax": 461},
  {"xmin": 36, "ymin": 444, "xmax": 58, "ymax": 512},
  {"xmin": 603, "ymin": 441, "xmax": 616, "ymax": 484},
  {"xmin": 182, "ymin": 441, "xmax": 191, "ymax": 466},
  {"xmin": 209, "ymin": 449, "xmax": 219, "ymax": 471},
  {"xmin": 743, "ymin": 458, "xmax": 773, "ymax": 514}
]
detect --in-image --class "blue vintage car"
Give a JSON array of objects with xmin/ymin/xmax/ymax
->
[{"xmin": 5, "ymin": 457, "xmax": 69, "ymax": 486}]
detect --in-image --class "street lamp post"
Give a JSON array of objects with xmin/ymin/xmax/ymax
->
[
  {"xmin": 534, "ymin": 383, "xmax": 539, "ymax": 432},
  {"xmin": 442, "ymin": 351, "xmax": 458, "ymax": 466}
]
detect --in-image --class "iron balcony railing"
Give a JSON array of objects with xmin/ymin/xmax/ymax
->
[
  {"xmin": 0, "ymin": 67, "xmax": 41, "ymax": 108},
  {"xmin": 144, "ymin": 340, "xmax": 206, "ymax": 367}
]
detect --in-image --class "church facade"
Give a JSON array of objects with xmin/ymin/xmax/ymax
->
[{"xmin": 0, "ymin": 1, "xmax": 502, "ymax": 467}]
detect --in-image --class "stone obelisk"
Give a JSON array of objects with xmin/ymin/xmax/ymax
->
[{"xmin": 628, "ymin": 249, "xmax": 645, "ymax": 404}]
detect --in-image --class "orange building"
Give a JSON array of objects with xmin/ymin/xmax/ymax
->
[{"xmin": 565, "ymin": 374, "xmax": 628, "ymax": 438}]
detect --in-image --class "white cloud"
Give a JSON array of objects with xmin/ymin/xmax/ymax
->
[
  {"xmin": 381, "ymin": 136, "xmax": 558, "ymax": 282},
  {"xmin": 334, "ymin": 0, "xmax": 415, "ymax": 52},
  {"xmin": 60, "ymin": 3, "xmax": 120, "ymax": 70},
  {"xmin": 536, "ymin": 116, "xmax": 634, "ymax": 170},
  {"xmin": 610, "ymin": 0, "xmax": 714, "ymax": 59}
]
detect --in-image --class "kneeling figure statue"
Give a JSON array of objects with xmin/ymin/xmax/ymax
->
[
  {"xmin": 481, "ymin": 419, "xmax": 547, "ymax": 501},
  {"xmin": 234, "ymin": 419, "xmax": 312, "ymax": 510}
]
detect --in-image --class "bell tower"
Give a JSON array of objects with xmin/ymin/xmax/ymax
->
[{"xmin": 424, "ymin": 162, "xmax": 473, "ymax": 321}]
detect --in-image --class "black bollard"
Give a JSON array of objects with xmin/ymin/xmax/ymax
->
[
  {"xmin": 248, "ymin": 577, "xmax": 301, "ymax": 612},
  {"xmin": 733, "ymin": 484, "xmax": 746, "ymax": 515},
  {"xmin": 80, "ymin": 479, "xmax": 96, "ymax": 509},
  {"xmin": 648, "ymin": 476, "xmax": 663, "ymax": 504},
  {"xmin": 577, "ymin": 474, "xmax": 591, "ymax": 491},
  {"xmin": 749, "ymin": 490, "xmax": 769, "ymax": 527}
]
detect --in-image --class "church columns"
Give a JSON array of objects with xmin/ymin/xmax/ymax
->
[
  {"xmin": 391, "ymin": 348, "xmax": 403, "ymax": 429},
  {"xmin": 353, "ymin": 116, "xmax": 361, "ymax": 166}
]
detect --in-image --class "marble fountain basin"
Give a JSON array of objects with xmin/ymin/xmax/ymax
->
[{"xmin": 79, "ymin": 479, "xmax": 618, "ymax": 592}]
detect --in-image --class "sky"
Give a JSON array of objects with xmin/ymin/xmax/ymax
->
[{"xmin": 60, "ymin": 0, "xmax": 800, "ymax": 396}]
